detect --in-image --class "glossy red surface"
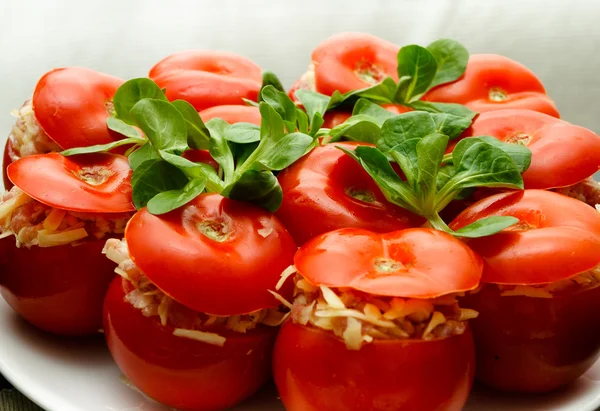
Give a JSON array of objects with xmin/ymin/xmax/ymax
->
[
  {"xmin": 276, "ymin": 142, "xmax": 424, "ymax": 245},
  {"xmin": 461, "ymin": 284, "xmax": 600, "ymax": 393},
  {"xmin": 104, "ymin": 277, "xmax": 277, "ymax": 411},
  {"xmin": 0, "ymin": 236, "xmax": 117, "ymax": 335},
  {"xmin": 273, "ymin": 321, "xmax": 475, "ymax": 411}
]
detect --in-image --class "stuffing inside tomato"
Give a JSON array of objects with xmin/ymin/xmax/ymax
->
[
  {"xmin": 451, "ymin": 189, "xmax": 600, "ymax": 392},
  {"xmin": 423, "ymin": 54, "xmax": 559, "ymax": 117},
  {"xmin": 149, "ymin": 51, "xmax": 263, "ymax": 111},
  {"xmin": 273, "ymin": 227, "xmax": 481, "ymax": 411},
  {"xmin": 277, "ymin": 142, "xmax": 424, "ymax": 245},
  {"xmin": 0, "ymin": 153, "xmax": 134, "ymax": 335},
  {"xmin": 103, "ymin": 193, "xmax": 297, "ymax": 410}
]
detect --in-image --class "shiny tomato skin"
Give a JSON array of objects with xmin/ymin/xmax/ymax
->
[
  {"xmin": 461, "ymin": 284, "xmax": 600, "ymax": 393},
  {"xmin": 149, "ymin": 51, "xmax": 262, "ymax": 111},
  {"xmin": 199, "ymin": 105, "xmax": 261, "ymax": 125},
  {"xmin": 423, "ymin": 54, "xmax": 559, "ymax": 117},
  {"xmin": 273, "ymin": 321, "xmax": 475, "ymax": 411},
  {"xmin": 313, "ymin": 32, "xmax": 399, "ymax": 96},
  {"xmin": 7, "ymin": 153, "xmax": 134, "ymax": 213},
  {"xmin": 295, "ymin": 227, "xmax": 482, "ymax": 299},
  {"xmin": 126, "ymin": 193, "xmax": 297, "ymax": 316},
  {"xmin": 182, "ymin": 149, "xmax": 219, "ymax": 171},
  {"xmin": 0, "ymin": 236, "xmax": 117, "ymax": 335},
  {"xmin": 32, "ymin": 67, "xmax": 124, "ymax": 149},
  {"xmin": 276, "ymin": 142, "xmax": 424, "ymax": 246},
  {"xmin": 450, "ymin": 190, "xmax": 600, "ymax": 285},
  {"xmin": 104, "ymin": 277, "xmax": 277, "ymax": 411},
  {"xmin": 2, "ymin": 139, "xmax": 14, "ymax": 189},
  {"xmin": 457, "ymin": 109, "xmax": 600, "ymax": 189}
]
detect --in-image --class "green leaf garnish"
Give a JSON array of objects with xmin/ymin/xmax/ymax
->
[
  {"xmin": 113, "ymin": 78, "xmax": 168, "ymax": 125},
  {"xmin": 171, "ymin": 99, "xmax": 211, "ymax": 150},
  {"xmin": 130, "ymin": 99, "xmax": 188, "ymax": 154},
  {"xmin": 396, "ymin": 45, "xmax": 438, "ymax": 102},
  {"xmin": 426, "ymin": 39, "xmax": 469, "ymax": 89},
  {"xmin": 146, "ymin": 177, "xmax": 207, "ymax": 215},
  {"xmin": 130, "ymin": 159, "xmax": 188, "ymax": 209},
  {"xmin": 106, "ymin": 117, "xmax": 144, "ymax": 139}
]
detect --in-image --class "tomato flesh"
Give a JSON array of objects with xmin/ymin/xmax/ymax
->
[
  {"xmin": 149, "ymin": 51, "xmax": 262, "ymax": 111},
  {"xmin": 423, "ymin": 54, "xmax": 559, "ymax": 117},
  {"xmin": 0, "ymin": 236, "xmax": 116, "ymax": 335},
  {"xmin": 277, "ymin": 142, "xmax": 424, "ymax": 245},
  {"xmin": 7, "ymin": 153, "xmax": 134, "ymax": 213},
  {"xmin": 104, "ymin": 277, "xmax": 277, "ymax": 411},
  {"xmin": 33, "ymin": 67, "xmax": 124, "ymax": 149},
  {"xmin": 125, "ymin": 193, "xmax": 297, "ymax": 316},
  {"xmin": 273, "ymin": 321, "xmax": 475, "ymax": 411},
  {"xmin": 461, "ymin": 284, "xmax": 600, "ymax": 393}
]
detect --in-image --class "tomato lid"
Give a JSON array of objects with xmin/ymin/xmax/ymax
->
[
  {"xmin": 149, "ymin": 51, "xmax": 262, "ymax": 111},
  {"xmin": 294, "ymin": 227, "xmax": 482, "ymax": 298},
  {"xmin": 7, "ymin": 153, "xmax": 134, "ymax": 213},
  {"xmin": 463, "ymin": 109, "xmax": 600, "ymax": 189},
  {"xmin": 32, "ymin": 67, "xmax": 123, "ymax": 150},
  {"xmin": 450, "ymin": 190, "xmax": 600, "ymax": 285},
  {"xmin": 125, "ymin": 193, "xmax": 297, "ymax": 316},
  {"xmin": 199, "ymin": 105, "xmax": 261, "ymax": 125},
  {"xmin": 312, "ymin": 32, "xmax": 399, "ymax": 96}
]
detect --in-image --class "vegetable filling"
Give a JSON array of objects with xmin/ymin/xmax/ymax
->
[
  {"xmin": 7, "ymin": 100, "xmax": 61, "ymax": 160},
  {"xmin": 555, "ymin": 177, "xmax": 600, "ymax": 208},
  {"xmin": 281, "ymin": 270, "xmax": 477, "ymax": 350},
  {"xmin": 0, "ymin": 187, "xmax": 131, "ymax": 247},
  {"xmin": 103, "ymin": 238, "xmax": 289, "ymax": 346}
]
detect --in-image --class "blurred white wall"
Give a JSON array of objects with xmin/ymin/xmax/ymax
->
[{"xmin": 0, "ymin": 0, "xmax": 599, "ymax": 146}]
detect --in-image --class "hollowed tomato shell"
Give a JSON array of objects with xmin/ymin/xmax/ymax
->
[
  {"xmin": 7, "ymin": 153, "xmax": 134, "ymax": 213},
  {"xmin": 104, "ymin": 277, "xmax": 277, "ymax": 411},
  {"xmin": 461, "ymin": 283, "xmax": 600, "ymax": 393},
  {"xmin": 0, "ymin": 236, "xmax": 117, "ymax": 336},
  {"xmin": 273, "ymin": 321, "xmax": 475, "ymax": 411},
  {"xmin": 149, "ymin": 51, "xmax": 262, "ymax": 111},
  {"xmin": 294, "ymin": 227, "xmax": 482, "ymax": 298},
  {"xmin": 450, "ymin": 190, "xmax": 600, "ymax": 285},
  {"xmin": 125, "ymin": 193, "xmax": 297, "ymax": 316},
  {"xmin": 423, "ymin": 54, "xmax": 559, "ymax": 117},
  {"xmin": 32, "ymin": 67, "xmax": 124, "ymax": 149}
]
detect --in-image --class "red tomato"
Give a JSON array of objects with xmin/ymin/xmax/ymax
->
[
  {"xmin": 149, "ymin": 51, "xmax": 262, "ymax": 111},
  {"xmin": 423, "ymin": 54, "xmax": 559, "ymax": 117},
  {"xmin": 276, "ymin": 142, "xmax": 424, "ymax": 246},
  {"xmin": 450, "ymin": 190, "xmax": 600, "ymax": 285},
  {"xmin": 451, "ymin": 190, "xmax": 600, "ymax": 392},
  {"xmin": 0, "ymin": 235, "xmax": 117, "ymax": 335},
  {"xmin": 104, "ymin": 277, "xmax": 277, "ymax": 411},
  {"xmin": 451, "ymin": 109, "xmax": 600, "ymax": 189},
  {"xmin": 274, "ymin": 321, "xmax": 475, "ymax": 411},
  {"xmin": 295, "ymin": 227, "xmax": 482, "ymax": 298},
  {"xmin": 33, "ymin": 67, "xmax": 124, "ymax": 149},
  {"xmin": 199, "ymin": 105, "xmax": 261, "ymax": 125},
  {"xmin": 7, "ymin": 153, "xmax": 134, "ymax": 213},
  {"xmin": 461, "ymin": 284, "xmax": 600, "ymax": 393},
  {"xmin": 312, "ymin": 32, "xmax": 399, "ymax": 96},
  {"xmin": 2, "ymin": 139, "xmax": 14, "ymax": 189},
  {"xmin": 125, "ymin": 193, "xmax": 297, "ymax": 316}
]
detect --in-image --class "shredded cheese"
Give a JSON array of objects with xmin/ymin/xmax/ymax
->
[{"xmin": 172, "ymin": 329, "xmax": 227, "ymax": 347}]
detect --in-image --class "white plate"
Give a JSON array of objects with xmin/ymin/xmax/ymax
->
[{"xmin": 1, "ymin": 298, "xmax": 600, "ymax": 411}]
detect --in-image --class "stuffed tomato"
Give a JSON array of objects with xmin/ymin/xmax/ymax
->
[
  {"xmin": 2, "ymin": 67, "xmax": 124, "ymax": 188},
  {"xmin": 451, "ymin": 190, "xmax": 600, "ymax": 393},
  {"xmin": 276, "ymin": 142, "xmax": 424, "ymax": 245},
  {"xmin": 273, "ymin": 227, "xmax": 481, "ymax": 411},
  {"xmin": 103, "ymin": 193, "xmax": 297, "ymax": 411},
  {"xmin": 0, "ymin": 153, "xmax": 134, "ymax": 335}
]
